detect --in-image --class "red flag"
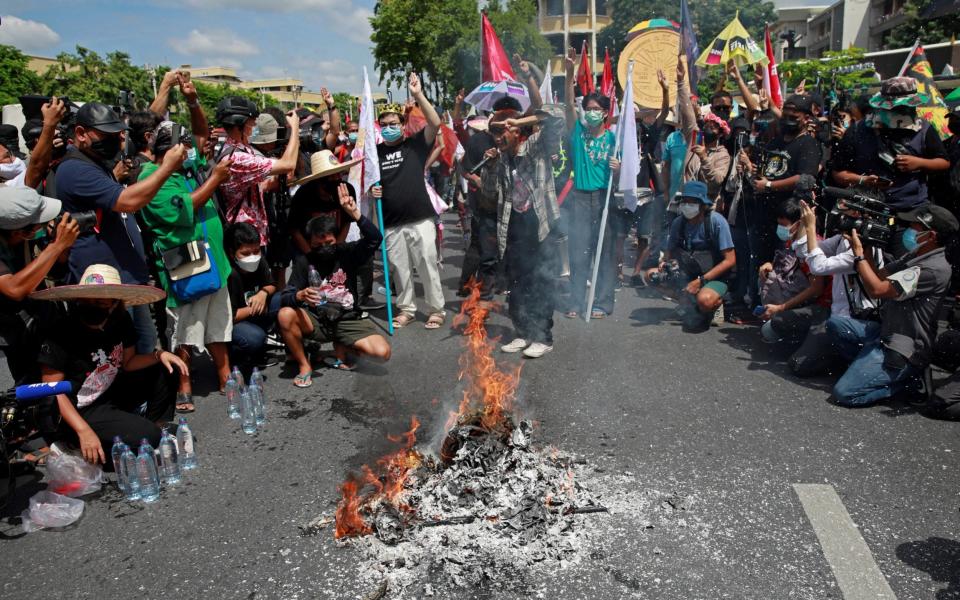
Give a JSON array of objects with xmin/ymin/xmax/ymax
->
[
  {"xmin": 481, "ymin": 12, "xmax": 516, "ymax": 82},
  {"xmin": 576, "ymin": 40, "xmax": 595, "ymax": 95},
  {"xmin": 600, "ymin": 48, "xmax": 614, "ymax": 98},
  {"xmin": 763, "ymin": 24, "xmax": 783, "ymax": 109}
]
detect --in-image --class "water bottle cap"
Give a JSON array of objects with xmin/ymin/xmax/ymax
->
[
  {"xmin": 178, "ymin": 416, "xmax": 188, "ymax": 424},
  {"xmin": 114, "ymin": 435, "xmax": 123, "ymax": 443},
  {"xmin": 140, "ymin": 438, "xmax": 149, "ymax": 445}
]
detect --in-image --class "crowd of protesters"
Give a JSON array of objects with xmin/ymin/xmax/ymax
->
[{"xmin": 2, "ymin": 53, "xmax": 960, "ymax": 469}]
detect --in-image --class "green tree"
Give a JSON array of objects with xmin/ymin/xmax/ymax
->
[
  {"xmin": 38, "ymin": 46, "xmax": 156, "ymax": 109},
  {"xmin": 886, "ymin": 0, "xmax": 960, "ymax": 48},
  {"xmin": 0, "ymin": 45, "xmax": 41, "ymax": 106},
  {"xmin": 596, "ymin": 0, "xmax": 777, "ymax": 97},
  {"xmin": 779, "ymin": 48, "xmax": 877, "ymax": 93},
  {"xmin": 371, "ymin": 0, "xmax": 551, "ymax": 105}
]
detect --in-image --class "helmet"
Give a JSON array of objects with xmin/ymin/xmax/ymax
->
[{"xmin": 215, "ymin": 97, "xmax": 258, "ymax": 128}]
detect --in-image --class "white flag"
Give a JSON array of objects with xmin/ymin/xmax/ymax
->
[
  {"xmin": 357, "ymin": 66, "xmax": 381, "ymax": 195},
  {"xmin": 618, "ymin": 62, "xmax": 640, "ymax": 212},
  {"xmin": 539, "ymin": 61, "xmax": 553, "ymax": 105}
]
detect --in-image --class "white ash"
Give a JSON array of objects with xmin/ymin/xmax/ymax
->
[{"xmin": 338, "ymin": 422, "xmax": 608, "ymax": 597}]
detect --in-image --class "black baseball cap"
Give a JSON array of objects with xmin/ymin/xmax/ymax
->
[
  {"xmin": 0, "ymin": 124, "xmax": 23, "ymax": 158},
  {"xmin": 76, "ymin": 102, "xmax": 128, "ymax": 134},
  {"xmin": 897, "ymin": 205, "xmax": 959, "ymax": 237},
  {"xmin": 783, "ymin": 94, "xmax": 814, "ymax": 116}
]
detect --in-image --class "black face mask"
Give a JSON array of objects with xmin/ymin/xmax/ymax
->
[
  {"xmin": 779, "ymin": 118, "xmax": 801, "ymax": 134},
  {"xmin": 309, "ymin": 244, "xmax": 337, "ymax": 265},
  {"xmin": 75, "ymin": 303, "xmax": 115, "ymax": 328},
  {"xmin": 90, "ymin": 134, "xmax": 122, "ymax": 162},
  {"xmin": 703, "ymin": 131, "xmax": 719, "ymax": 144}
]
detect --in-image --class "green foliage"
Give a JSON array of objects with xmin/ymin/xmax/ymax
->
[
  {"xmin": 886, "ymin": 0, "xmax": 960, "ymax": 49},
  {"xmin": 332, "ymin": 92, "xmax": 358, "ymax": 120},
  {"xmin": 596, "ymin": 0, "xmax": 777, "ymax": 97},
  {"xmin": 779, "ymin": 48, "xmax": 877, "ymax": 93},
  {"xmin": 0, "ymin": 45, "xmax": 41, "ymax": 106},
  {"xmin": 371, "ymin": 0, "xmax": 552, "ymax": 105}
]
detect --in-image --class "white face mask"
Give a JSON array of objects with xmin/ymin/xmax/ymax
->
[
  {"xmin": 236, "ymin": 254, "xmax": 261, "ymax": 272},
  {"xmin": 680, "ymin": 203, "xmax": 701, "ymax": 219}
]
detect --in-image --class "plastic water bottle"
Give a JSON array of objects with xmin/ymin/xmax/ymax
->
[
  {"xmin": 120, "ymin": 446, "xmax": 141, "ymax": 501},
  {"xmin": 240, "ymin": 390, "xmax": 257, "ymax": 434},
  {"xmin": 225, "ymin": 378, "xmax": 240, "ymax": 419},
  {"xmin": 111, "ymin": 436, "xmax": 128, "ymax": 493},
  {"xmin": 158, "ymin": 429, "xmax": 181, "ymax": 485},
  {"xmin": 308, "ymin": 265, "xmax": 323, "ymax": 289},
  {"xmin": 231, "ymin": 366, "xmax": 245, "ymax": 388},
  {"xmin": 137, "ymin": 439, "xmax": 160, "ymax": 502},
  {"xmin": 177, "ymin": 417, "xmax": 198, "ymax": 470},
  {"xmin": 250, "ymin": 367, "xmax": 266, "ymax": 424}
]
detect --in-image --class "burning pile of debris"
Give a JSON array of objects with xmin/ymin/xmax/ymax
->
[{"xmin": 330, "ymin": 285, "xmax": 606, "ymax": 595}]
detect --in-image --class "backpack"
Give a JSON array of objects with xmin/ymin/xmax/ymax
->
[{"xmin": 760, "ymin": 247, "xmax": 810, "ymax": 306}]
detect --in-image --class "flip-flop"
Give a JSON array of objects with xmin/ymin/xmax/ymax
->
[
  {"xmin": 590, "ymin": 310, "xmax": 607, "ymax": 319},
  {"xmin": 293, "ymin": 373, "xmax": 313, "ymax": 388},
  {"xmin": 324, "ymin": 358, "xmax": 357, "ymax": 371},
  {"xmin": 564, "ymin": 311, "xmax": 578, "ymax": 319},
  {"xmin": 176, "ymin": 401, "xmax": 196, "ymax": 413}
]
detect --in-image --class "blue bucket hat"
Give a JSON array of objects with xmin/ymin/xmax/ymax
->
[{"xmin": 680, "ymin": 181, "xmax": 711, "ymax": 206}]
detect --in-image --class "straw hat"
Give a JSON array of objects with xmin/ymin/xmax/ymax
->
[
  {"xmin": 30, "ymin": 264, "xmax": 166, "ymax": 306},
  {"xmin": 290, "ymin": 150, "xmax": 361, "ymax": 187}
]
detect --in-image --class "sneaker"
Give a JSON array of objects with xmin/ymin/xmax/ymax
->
[
  {"xmin": 522, "ymin": 342, "xmax": 553, "ymax": 358},
  {"xmin": 501, "ymin": 338, "xmax": 528, "ymax": 353},
  {"xmin": 358, "ymin": 296, "xmax": 386, "ymax": 310},
  {"xmin": 711, "ymin": 304, "xmax": 725, "ymax": 326}
]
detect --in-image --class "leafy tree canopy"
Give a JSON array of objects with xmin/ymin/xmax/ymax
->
[{"xmin": 0, "ymin": 45, "xmax": 41, "ymax": 106}]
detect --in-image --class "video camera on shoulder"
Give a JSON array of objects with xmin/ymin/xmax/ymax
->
[{"xmin": 824, "ymin": 187, "xmax": 894, "ymax": 248}]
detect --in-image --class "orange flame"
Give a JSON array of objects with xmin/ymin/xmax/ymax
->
[
  {"xmin": 334, "ymin": 416, "xmax": 422, "ymax": 539},
  {"xmin": 450, "ymin": 280, "xmax": 522, "ymax": 432}
]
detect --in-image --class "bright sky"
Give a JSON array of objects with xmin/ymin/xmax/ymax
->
[{"xmin": 1, "ymin": 0, "xmax": 390, "ymax": 95}]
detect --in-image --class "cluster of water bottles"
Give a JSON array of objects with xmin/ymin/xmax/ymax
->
[
  {"xmin": 225, "ymin": 366, "xmax": 267, "ymax": 434},
  {"xmin": 109, "ymin": 417, "xmax": 197, "ymax": 503}
]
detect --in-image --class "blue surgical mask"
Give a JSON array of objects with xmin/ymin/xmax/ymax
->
[
  {"xmin": 348, "ymin": 132, "xmax": 358, "ymax": 144},
  {"xmin": 381, "ymin": 125, "xmax": 403, "ymax": 142},
  {"xmin": 776, "ymin": 224, "xmax": 792, "ymax": 242},
  {"xmin": 902, "ymin": 227, "xmax": 924, "ymax": 252}
]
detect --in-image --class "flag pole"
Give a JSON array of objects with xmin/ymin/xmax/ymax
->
[
  {"xmin": 898, "ymin": 38, "xmax": 920, "ymax": 77},
  {"xmin": 375, "ymin": 189, "xmax": 395, "ymax": 335},
  {"xmin": 585, "ymin": 60, "xmax": 631, "ymax": 322}
]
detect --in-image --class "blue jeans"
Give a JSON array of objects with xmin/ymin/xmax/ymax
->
[
  {"xmin": 825, "ymin": 315, "xmax": 882, "ymax": 361},
  {"xmin": 832, "ymin": 344, "xmax": 921, "ymax": 407}
]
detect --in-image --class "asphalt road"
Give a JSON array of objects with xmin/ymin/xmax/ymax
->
[{"xmin": 2, "ymin": 213, "xmax": 959, "ymax": 600}]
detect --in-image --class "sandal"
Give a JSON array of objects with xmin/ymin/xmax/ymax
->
[
  {"xmin": 324, "ymin": 358, "xmax": 357, "ymax": 371},
  {"xmin": 565, "ymin": 311, "xmax": 578, "ymax": 319},
  {"xmin": 392, "ymin": 313, "xmax": 415, "ymax": 329},
  {"xmin": 175, "ymin": 392, "xmax": 196, "ymax": 413},
  {"xmin": 590, "ymin": 309, "xmax": 607, "ymax": 320},
  {"xmin": 293, "ymin": 373, "xmax": 313, "ymax": 388},
  {"xmin": 425, "ymin": 313, "xmax": 445, "ymax": 330}
]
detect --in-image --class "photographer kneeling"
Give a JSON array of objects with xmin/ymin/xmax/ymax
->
[
  {"xmin": 831, "ymin": 205, "xmax": 957, "ymax": 407},
  {"xmin": 0, "ymin": 188, "xmax": 79, "ymax": 383},
  {"xmin": 645, "ymin": 181, "xmax": 736, "ymax": 331},
  {"xmin": 32, "ymin": 265, "xmax": 187, "ymax": 464},
  {"xmin": 277, "ymin": 184, "xmax": 390, "ymax": 388}
]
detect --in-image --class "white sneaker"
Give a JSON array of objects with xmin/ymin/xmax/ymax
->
[
  {"xmin": 523, "ymin": 342, "xmax": 553, "ymax": 358},
  {"xmin": 712, "ymin": 303, "xmax": 725, "ymax": 326},
  {"xmin": 501, "ymin": 338, "xmax": 528, "ymax": 353}
]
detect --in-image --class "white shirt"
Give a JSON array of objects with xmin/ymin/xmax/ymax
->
[{"xmin": 794, "ymin": 234, "xmax": 883, "ymax": 318}]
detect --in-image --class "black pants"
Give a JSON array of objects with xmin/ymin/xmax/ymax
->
[
  {"xmin": 459, "ymin": 209, "xmax": 498, "ymax": 300},
  {"xmin": 356, "ymin": 253, "xmax": 374, "ymax": 300},
  {"xmin": 568, "ymin": 189, "xmax": 617, "ymax": 315},
  {"xmin": 59, "ymin": 365, "xmax": 176, "ymax": 453},
  {"xmin": 788, "ymin": 322, "xmax": 844, "ymax": 377},
  {"xmin": 506, "ymin": 210, "xmax": 556, "ymax": 344},
  {"xmin": 771, "ymin": 305, "xmax": 830, "ymax": 345}
]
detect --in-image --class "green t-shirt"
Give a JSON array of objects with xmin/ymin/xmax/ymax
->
[
  {"xmin": 570, "ymin": 119, "xmax": 615, "ymax": 192},
  {"xmin": 138, "ymin": 161, "xmax": 231, "ymax": 307}
]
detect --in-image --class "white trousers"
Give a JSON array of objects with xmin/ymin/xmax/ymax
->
[{"xmin": 385, "ymin": 217, "xmax": 446, "ymax": 317}]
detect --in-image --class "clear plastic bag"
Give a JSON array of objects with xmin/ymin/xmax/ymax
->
[
  {"xmin": 45, "ymin": 452, "xmax": 104, "ymax": 497},
  {"xmin": 20, "ymin": 491, "xmax": 84, "ymax": 532}
]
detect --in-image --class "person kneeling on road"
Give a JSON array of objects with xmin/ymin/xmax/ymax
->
[
  {"xmin": 645, "ymin": 181, "xmax": 736, "ymax": 331},
  {"xmin": 831, "ymin": 205, "xmax": 957, "ymax": 407},
  {"xmin": 33, "ymin": 264, "xmax": 187, "ymax": 464},
  {"xmin": 277, "ymin": 184, "xmax": 391, "ymax": 388}
]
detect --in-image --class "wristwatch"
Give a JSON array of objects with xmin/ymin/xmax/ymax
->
[
  {"xmin": 764, "ymin": 180, "xmax": 772, "ymax": 191},
  {"xmin": 853, "ymin": 255, "xmax": 866, "ymax": 265}
]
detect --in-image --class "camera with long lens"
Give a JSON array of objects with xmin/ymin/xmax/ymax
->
[
  {"xmin": 649, "ymin": 260, "xmax": 683, "ymax": 284},
  {"xmin": 824, "ymin": 187, "xmax": 894, "ymax": 248},
  {"xmin": 55, "ymin": 210, "xmax": 98, "ymax": 236}
]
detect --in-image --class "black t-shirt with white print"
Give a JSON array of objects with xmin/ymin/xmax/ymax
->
[{"xmin": 376, "ymin": 130, "xmax": 436, "ymax": 228}]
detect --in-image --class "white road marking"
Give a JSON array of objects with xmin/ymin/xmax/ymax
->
[{"xmin": 794, "ymin": 484, "xmax": 897, "ymax": 600}]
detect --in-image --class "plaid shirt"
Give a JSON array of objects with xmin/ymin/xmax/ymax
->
[{"xmin": 481, "ymin": 105, "xmax": 565, "ymax": 257}]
